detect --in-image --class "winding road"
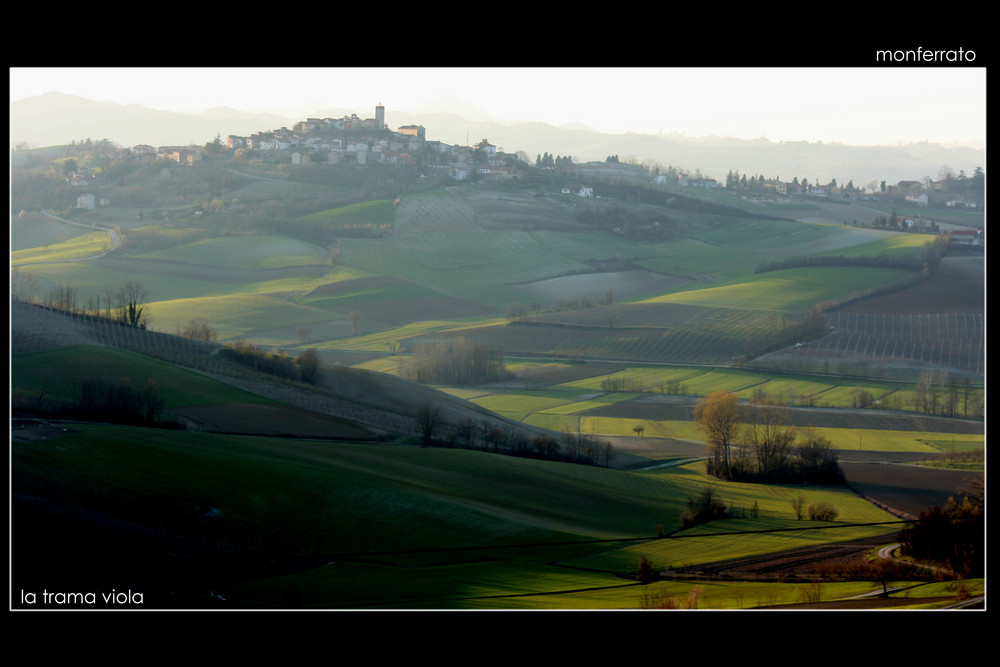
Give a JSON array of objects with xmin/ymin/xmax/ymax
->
[{"xmin": 15, "ymin": 210, "xmax": 123, "ymax": 266}]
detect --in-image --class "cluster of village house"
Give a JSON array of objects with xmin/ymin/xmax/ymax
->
[{"xmin": 66, "ymin": 105, "xmax": 982, "ymax": 224}]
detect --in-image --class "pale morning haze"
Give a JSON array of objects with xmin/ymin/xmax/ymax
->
[
  {"xmin": 10, "ymin": 66, "xmax": 986, "ymax": 148},
  {"xmin": 11, "ymin": 56, "xmax": 985, "ymax": 612}
]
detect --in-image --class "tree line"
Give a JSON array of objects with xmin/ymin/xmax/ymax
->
[
  {"xmin": 419, "ymin": 404, "xmax": 616, "ymax": 467},
  {"xmin": 913, "ymin": 370, "xmax": 982, "ymax": 418},
  {"xmin": 218, "ymin": 340, "xmax": 321, "ymax": 385},
  {"xmin": 694, "ymin": 390, "xmax": 845, "ymax": 485},
  {"xmin": 11, "ymin": 272, "xmax": 149, "ymax": 328},
  {"xmin": 897, "ymin": 476, "xmax": 983, "ymax": 578},
  {"xmin": 754, "ymin": 235, "xmax": 949, "ymax": 276},
  {"xmin": 403, "ymin": 338, "xmax": 510, "ymax": 387}
]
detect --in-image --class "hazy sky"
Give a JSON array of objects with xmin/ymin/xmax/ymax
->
[{"xmin": 10, "ymin": 67, "xmax": 987, "ymax": 147}]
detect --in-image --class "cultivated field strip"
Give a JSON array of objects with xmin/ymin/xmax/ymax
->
[{"xmin": 785, "ymin": 311, "xmax": 984, "ymax": 374}]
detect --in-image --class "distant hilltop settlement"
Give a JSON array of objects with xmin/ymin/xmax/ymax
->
[
  {"xmin": 226, "ymin": 104, "xmax": 513, "ymax": 182},
  {"xmin": 88, "ymin": 104, "xmax": 984, "ymax": 216}
]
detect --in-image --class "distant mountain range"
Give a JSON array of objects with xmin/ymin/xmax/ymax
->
[{"xmin": 11, "ymin": 92, "xmax": 985, "ymax": 186}]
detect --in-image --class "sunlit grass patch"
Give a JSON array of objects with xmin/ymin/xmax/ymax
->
[
  {"xmin": 137, "ymin": 235, "xmax": 328, "ymax": 269},
  {"xmin": 11, "ymin": 230, "xmax": 115, "ymax": 265},
  {"xmin": 639, "ymin": 267, "xmax": 912, "ymax": 313}
]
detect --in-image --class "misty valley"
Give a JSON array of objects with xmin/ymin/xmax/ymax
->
[{"xmin": 10, "ymin": 105, "xmax": 984, "ymax": 611}]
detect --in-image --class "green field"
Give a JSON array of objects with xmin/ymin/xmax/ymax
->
[
  {"xmin": 137, "ymin": 234, "xmax": 329, "ymax": 269},
  {"xmin": 639, "ymin": 266, "xmax": 912, "ymax": 312},
  {"xmin": 11, "ymin": 167, "xmax": 983, "ymax": 609},
  {"xmin": 11, "ymin": 229, "xmax": 115, "ymax": 265},
  {"xmin": 13, "ymin": 421, "xmax": 909, "ymax": 609},
  {"xmin": 11, "ymin": 345, "xmax": 281, "ymax": 408}
]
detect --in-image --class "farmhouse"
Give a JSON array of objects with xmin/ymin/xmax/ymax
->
[
  {"xmin": 561, "ymin": 184, "xmax": 593, "ymax": 197},
  {"xmin": 949, "ymin": 229, "xmax": 982, "ymax": 246}
]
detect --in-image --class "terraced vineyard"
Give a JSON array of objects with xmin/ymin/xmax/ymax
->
[{"xmin": 781, "ymin": 311, "xmax": 985, "ymax": 375}]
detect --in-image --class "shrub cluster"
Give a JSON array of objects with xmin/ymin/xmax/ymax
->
[
  {"xmin": 898, "ymin": 478, "xmax": 983, "ymax": 577},
  {"xmin": 807, "ymin": 501, "xmax": 840, "ymax": 522},
  {"xmin": 680, "ymin": 486, "xmax": 729, "ymax": 529},
  {"xmin": 220, "ymin": 340, "xmax": 320, "ymax": 384},
  {"xmin": 70, "ymin": 377, "xmax": 167, "ymax": 425}
]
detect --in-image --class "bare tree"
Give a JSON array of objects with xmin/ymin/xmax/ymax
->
[
  {"xmin": 791, "ymin": 495, "xmax": 807, "ymax": 520},
  {"xmin": 416, "ymin": 403, "xmax": 442, "ymax": 446},
  {"xmin": 456, "ymin": 417, "xmax": 477, "ymax": 449},
  {"xmin": 743, "ymin": 394, "xmax": 795, "ymax": 479},
  {"xmin": 348, "ymin": 310, "xmax": 363, "ymax": 335},
  {"xmin": 115, "ymin": 280, "xmax": 147, "ymax": 327},
  {"xmin": 296, "ymin": 348, "xmax": 321, "ymax": 384},
  {"xmin": 694, "ymin": 391, "xmax": 742, "ymax": 480},
  {"xmin": 47, "ymin": 282, "xmax": 78, "ymax": 312},
  {"xmin": 182, "ymin": 318, "xmax": 216, "ymax": 342}
]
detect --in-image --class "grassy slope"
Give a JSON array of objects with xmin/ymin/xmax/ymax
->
[
  {"xmin": 13, "ymin": 421, "xmax": 901, "ymax": 609},
  {"xmin": 10, "ymin": 345, "xmax": 277, "ymax": 408}
]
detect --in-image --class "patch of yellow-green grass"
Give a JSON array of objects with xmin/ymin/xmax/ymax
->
[
  {"xmin": 639, "ymin": 267, "xmax": 912, "ymax": 313},
  {"xmin": 436, "ymin": 387, "xmax": 494, "ymax": 401},
  {"xmin": 836, "ymin": 232, "xmax": 939, "ymax": 257},
  {"xmin": 238, "ymin": 266, "xmax": 371, "ymax": 298},
  {"xmin": 557, "ymin": 367, "xmax": 708, "ymax": 392},
  {"xmin": 898, "ymin": 578, "xmax": 985, "ymax": 602},
  {"xmin": 352, "ymin": 356, "xmax": 405, "ymax": 375},
  {"xmin": 300, "ymin": 199, "xmax": 396, "ymax": 229},
  {"xmin": 314, "ymin": 318, "xmax": 506, "ymax": 352},
  {"xmin": 11, "ymin": 230, "xmax": 115, "ymax": 265},
  {"xmin": 538, "ymin": 393, "xmax": 642, "ymax": 415},
  {"xmin": 577, "ymin": 474, "xmax": 900, "ymax": 573},
  {"xmin": 583, "ymin": 417, "xmax": 703, "ymax": 441},
  {"xmin": 137, "ymin": 235, "xmax": 328, "ymax": 269},
  {"xmin": 553, "ymin": 365, "xmax": 916, "ymax": 411},
  {"xmin": 817, "ymin": 428, "xmax": 983, "ymax": 453},
  {"xmin": 472, "ymin": 392, "xmax": 584, "ymax": 420},
  {"xmin": 659, "ymin": 368, "xmax": 770, "ymax": 395},
  {"xmin": 524, "ymin": 413, "xmax": 580, "ymax": 432},
  {"xmin": 510, "ymin": 578, "xmax": 901, "ymax": 610},
  {"xmin": 148, "ymin": 293, "xmax": 335, "ymax": 340}
]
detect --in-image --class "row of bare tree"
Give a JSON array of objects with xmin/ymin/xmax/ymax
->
[
  {"xmin": 404, "ymin": 338, "xmax": 510, "ymax": 386},
  {"xmin": 419, "ymin": 405, "xmax": 615, "ymax": 467},
  {"xmin": 12, "ymin": 270, "xmax": 149, "ymax": 328},
  {"xmin": 695, "ymin": 390, "xmax": 843, "ymax": 484}
]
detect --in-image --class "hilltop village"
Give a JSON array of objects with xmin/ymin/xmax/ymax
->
[{"xmin": 60, "ymin": 104, "xmax": 985, "ymax": 232}]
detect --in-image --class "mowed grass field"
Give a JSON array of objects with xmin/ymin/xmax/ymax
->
[
  {"xmin": 13, "ymin": 420, "xmax": 905, "ymax": 609},
  {"xmin": 357, "ymin": 356, "xmax": 982, "ymax": 456},
  {"xmin": 12, "ymin": 229, "xmax": 115, "ymax": 265},
  {"xmin": 637, "ymin": 266, "xmax": 912, "ymax": 312},
  {"xmin": 11, "ymin": 345, "xmax": 282, "ymax": 409}
]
